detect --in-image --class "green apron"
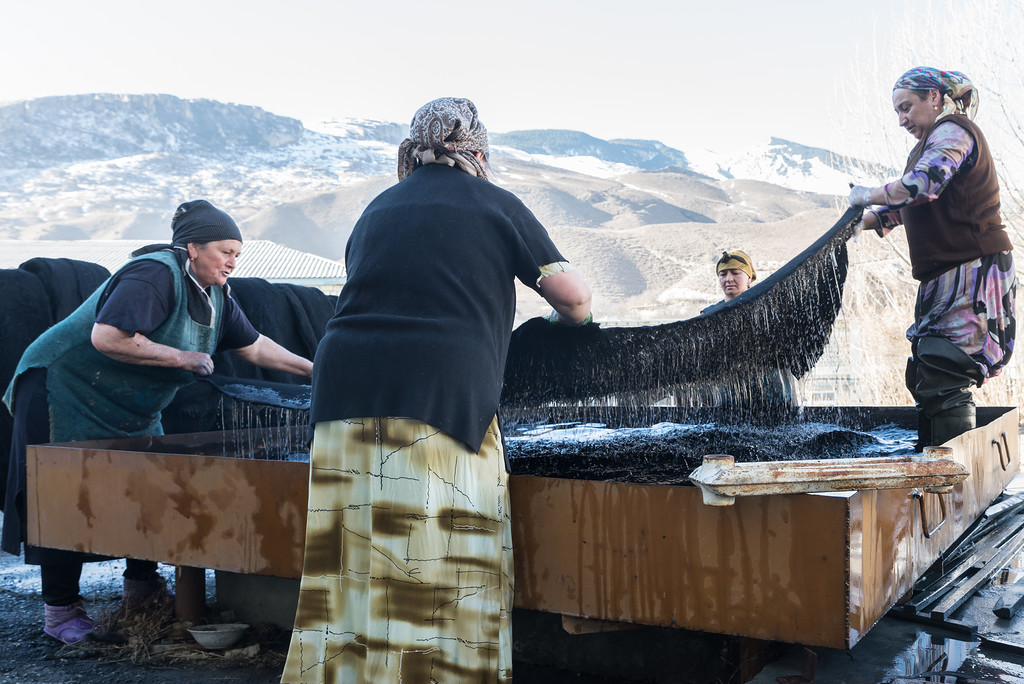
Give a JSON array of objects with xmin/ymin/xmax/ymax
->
[{"xmin": 2, "ymin": 251, "xmax": 225, "ymax": 442}]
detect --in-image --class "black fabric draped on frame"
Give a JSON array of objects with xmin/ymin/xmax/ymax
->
[{"xmin": 501, "ymin": 208, "xmax": 863, "ymax": 426}]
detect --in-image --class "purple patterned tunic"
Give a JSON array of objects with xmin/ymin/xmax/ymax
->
[{"xmin": 869, "ymin": 121, "xmax": 1016, "ymax": 380}]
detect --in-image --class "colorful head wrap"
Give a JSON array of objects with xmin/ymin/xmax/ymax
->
[
  {"xmin": 893, "ymin": 67, "xmax": 978, "ymax": 120},
  {"xmin": 716, "ymin": 250, "xmax": 756, "ymax": 281},
  {"xmin": 397, "ymin": 98, "xmax": 490, "ymax": 181}
]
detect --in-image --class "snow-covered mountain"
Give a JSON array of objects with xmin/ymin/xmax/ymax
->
[
  {"xmin": 718, "ymin": 137, "xmax": 873, "ymax": 195},
  {"xmin": 491, "ymin": 130, "xmax": 885, "ymax": 195},
  {"xmin": 1, "ymin": 94, "xmax": 305, "ymax": 162},
  {"xmin": 0, "ymin": 93, "xmax": 871, "ymax": 320},
  {"xmin": 0, "ymin": 94, "xmax": 397, "ymax": 226},
  {"xmin": 0, "ymin": 94, "xmax": 409, "ymax": 176},
  {"xmin": 490, "ymin": 130, "xmax": 694, "ymax": 179},
  {"xmin": 0, "ymin": 94, "xmax": 867, "ymax": 211}
]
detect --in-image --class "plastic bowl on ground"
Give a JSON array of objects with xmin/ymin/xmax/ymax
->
[{"xmin": 187, "ymin": 623, "xmax": 249, "ymax": 650}]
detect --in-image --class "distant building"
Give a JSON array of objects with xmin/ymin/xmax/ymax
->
[{"xmin": 0, "ymin": 240, "xmax": 347, "ymax": 295}]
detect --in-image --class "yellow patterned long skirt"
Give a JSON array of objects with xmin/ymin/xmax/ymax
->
[{"xmin": 281, "ymin": 416, "xmax": 513, "ymax": 683}]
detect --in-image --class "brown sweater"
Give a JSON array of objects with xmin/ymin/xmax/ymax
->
[{"xmin": 901, "ymin": 114, "xmax": 1012, "ymax": 281}]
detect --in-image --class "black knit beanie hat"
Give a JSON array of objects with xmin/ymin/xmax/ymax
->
[{"xmin": 171, "ymin": 200, "xmax": 243, "ymax": 246}]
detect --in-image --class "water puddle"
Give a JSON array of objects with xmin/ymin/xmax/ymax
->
[
  {"xmin": 885, "ymin": 631, "xmax": 977, "ymax": 683},
  {"xmin": 996, "ymin": 550, "xmax": 1024, "ymax": 586}
]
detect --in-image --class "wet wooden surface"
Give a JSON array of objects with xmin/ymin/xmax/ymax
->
[
  {"xmin": 26, "ymin": 447, "xmax": 309, "ymax": 578},
  {"xmin": 26, "ymin": 408, "xmax": 1019, "ymax": 649}
]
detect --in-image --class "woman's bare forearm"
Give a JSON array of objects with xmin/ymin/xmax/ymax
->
[
  {"xmin": 91, "ymin": 323, "xmax": 213, "ymax": 374},
  {"xmin": 233, "ymin": 335, "xmax": 313, "ymax": 377}
]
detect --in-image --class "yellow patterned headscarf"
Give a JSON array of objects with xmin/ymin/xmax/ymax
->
[
  {"xmin": 397, "ymin": 98, "xmax": 490, "ymax": 181},
  {"xmin": 716, "ymin": 250, "xmax": 756, "ymax": 281},
  {"xmin": 893, "ymin": 67, "xmax": 978, "ymax": 120}
]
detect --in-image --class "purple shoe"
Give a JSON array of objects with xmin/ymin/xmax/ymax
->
[{"xmin": 43, "ymin": 600, "xmax": 96, "ymax": 644}]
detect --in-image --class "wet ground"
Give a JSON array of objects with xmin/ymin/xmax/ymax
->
[
  {"xmin": 0, "ymin": 545, "xmax": 286, "ymax": 684},
  {"xmin": 751, "ymin": 472, "xmax": 1024, "ymax": 684},
  {"xmin": 750, "ymin": 592, "xmax": 1024, "ymax": 683},
  {"xmin": 0, "ymin": 525, "xmax": 619, "ymax": 683}
]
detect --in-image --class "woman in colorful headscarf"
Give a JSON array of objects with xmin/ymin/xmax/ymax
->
[
  {"xmin": 281, "ymin": 98, "xmax": 592, "ymax": 683},
  {"xmin": 849, "ymin": 67, "xmax": 1015, "ymax": 447},
  {"xmin": 2, "ymin": 200, "xmax": 313, "ymax": 645}
]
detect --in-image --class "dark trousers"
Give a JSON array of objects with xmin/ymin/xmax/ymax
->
[
  {"xmin": 4, "ymin": 368, "xmax": 160, "ymax": 606},
  {"xmin": 906, "ymin": 336, "xmax": 983, "ymax": 417},
  {"xmin": 906, "ymin": 336, "xmax": 984, "ymax": 446},
  {"xmin": 41, "ymin": 558, "xmax": 160, "ymax": 606}
]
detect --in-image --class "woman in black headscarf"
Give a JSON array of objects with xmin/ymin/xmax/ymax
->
[
  {"xmin": 2, "ymin": 199, "xmax": 312, "ymax": 644},
  {"xmin": 282, "ymin": 98, "xmax": 592, "ymax": 683},
  {"xmin": 849, "ymin": 67, "xmax": 1015, "ymax": 447}
]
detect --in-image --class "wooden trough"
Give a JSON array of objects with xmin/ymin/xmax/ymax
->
[{"xmin": 25, "ymin": 406, "xmax": 1019, "ymax": 649}]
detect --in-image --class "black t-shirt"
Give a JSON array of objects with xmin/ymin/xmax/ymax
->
[
  {"xmin": 95, "ymin": 260, "xmax": 259, "ymax": 351},
  {"xmin": 311, "ymin": 164, "xmax": 567, "ymax": 451}
]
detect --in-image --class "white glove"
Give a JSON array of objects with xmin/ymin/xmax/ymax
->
[
  {"xmin": 851, "ymin": 220, "xmax": 864, "ymax": 242},
  {"xmin": 848, "ymin": 185, "xmax": 873, "ymax": 209}
]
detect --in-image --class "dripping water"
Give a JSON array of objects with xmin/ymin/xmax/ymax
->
[
  {"xmin": 501, "ymin": 209, "xmax": 860, "ymax": 428},
  {"xmin": 202, "ymin": 382, "xmax": 312, "ymax": 461},
  {"xmin": 200, "ymin": 212, "xmax": 862, "ymax": 472}
]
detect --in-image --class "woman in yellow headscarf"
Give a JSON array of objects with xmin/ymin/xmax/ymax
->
[{"xmin": 715, "ymin": 249, "xmax": 756, "ymax": 302}]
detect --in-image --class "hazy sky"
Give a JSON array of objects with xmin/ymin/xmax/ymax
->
[{"xmin": 2, "ymin": 0, "xmax": 906, "ymax": 154}]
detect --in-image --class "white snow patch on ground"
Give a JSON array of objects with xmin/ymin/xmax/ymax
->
[
  {"xmin": 621, "ymin": 183, "xmax": 674, "ymax": 200},
  {"xmin": 1, "ymin": 554, "xmax": 202, "ymax": 600},
  {"xmin": 2, "ymin": 558, "xmax": 140, "ymax": 597},
  {"xmin": 0, "ymin": 511, "xmax": 213, "ymax": 603},
  {"xmin": 682, "ymin": 148, "xmax": 730, "ymax": 180}
]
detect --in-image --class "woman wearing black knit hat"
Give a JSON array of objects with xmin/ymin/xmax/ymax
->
[{"xmin": 1, "ymin": 199, "xmax": 313, "ymax": 645}]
